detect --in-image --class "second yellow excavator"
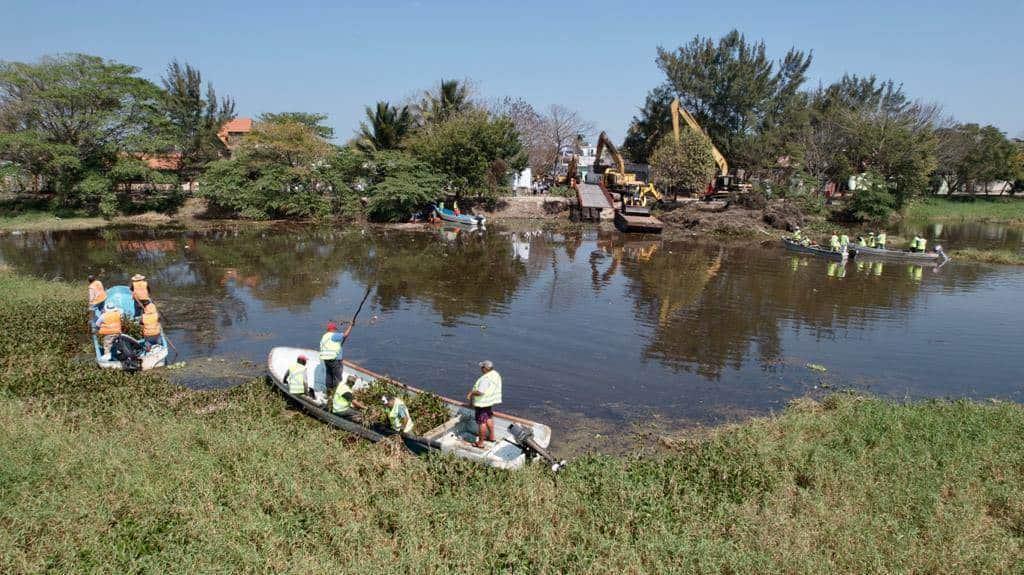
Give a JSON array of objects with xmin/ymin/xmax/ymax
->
[
  {"xmin": 594, "ymin": 131, "xmax": 661, "ymax": 206},
  {"xmin": 671, "ymin": 98, "xmax": 751, "ymax": 199}
]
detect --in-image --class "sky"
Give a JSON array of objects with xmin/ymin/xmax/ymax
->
[{"xmin": 3, "ymin": 0, "xmax": 1022, "ymax": 143}]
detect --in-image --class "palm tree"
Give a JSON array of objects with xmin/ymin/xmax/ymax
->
[
  {"xmin": 356, "ymin": 101, "xmax": 413, "ymax": 153},
  {"xmin": 417, "ymin": 79, "xmax": 472, "ymax": 126}
]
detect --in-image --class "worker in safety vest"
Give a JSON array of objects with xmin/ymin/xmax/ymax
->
[
  {"xmin": 910, "ymin": 234, "xmax": 923, "ymax": 252},
  {"xmin": 319, "ymin": 321, "xmax": 352, "ymax": 392},
  {"xmin": 876, "ymin": 231, "xmax": 887, "ymax": 249},
  {"xmin": 140, "ymin": 299, "xmax": 162, "ymax": 348},
  {"xmin": 867, "ymin": 232, "xmax": 876, "ymax": 248},
  {"xmin": 331, "ymin": 374, "xmax": 366, "ymax": 415},
  {"xmin": 792, "ymin": 227, "xmax": 803, "ymax": 242},
  {"xmin": 829, "ymin": 232, "xmax": 841, "ymax": 252},
  {"xmin": 916, "ymin": 236, "xmax": 927, "ymax": 253},
  {"xmin": 87, "ymin": 275, "xmax": 107, "ymax": 313},
  {"xmin": 453, "ymin": 200, "xmax": 461, "ymax": 216},
  {"xmin": 93, "ymin": 301, "xmax": 123, "ymax": 357},
  {"xmin": 284, "ymin": 355, "xmax": 309, "ymax": 395},
  {"xmin": 382, "ymin": 395, "xmax": 414, "ymax": 433},
  {"xmin": 466, "ymin": 360, "xmax": 502, "ymax": 448},
  {"xmin": 130, "ymin": 274, "xmax": 150, "ymax": 316},
  {"xmin": 839, "ymin": 233, "xmax": 850, "ymax": 249},
  {"xmin": 856, "ymin": 236, "xmax": 867, "ymax": 247}
]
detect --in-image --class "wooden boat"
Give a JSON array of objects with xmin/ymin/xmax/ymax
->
[
  {"xmin": 849, "ymin": 244, "xmax": 949, "ymax": 265},
  {"xmin": 782, "ymin": 238, "xmax": 848, "ymax": 261},
  {"xmin": 614, "ymin": 206, "xmax": 663, "ymax": 234},
  {"xmin": 267, "ymin": 346, "xmax": 554, "ymax": 470},
  {"xmin": 434, "ymin": 205, "xmax": 485, "ymax": 227},
  {"xmin": 92, "ymin": 285, "xmax": 169, "ymax": 371}
]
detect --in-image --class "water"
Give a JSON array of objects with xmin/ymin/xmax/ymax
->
[
  {"xmin": 2, "ymin": 223, "xmax": 1022, "ymax": 446},
  {"xmin": 898, "ymin": 221, "xmax": 1024, "ymax": 254}
]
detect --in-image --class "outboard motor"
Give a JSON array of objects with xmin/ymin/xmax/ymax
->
[
  {"xmin": 112, "ymin": 335, "xmax": 143, "ymax": 373},
  {"xmin": 508, "ymin": 423, "xmax": 567, "ymax": 472}
]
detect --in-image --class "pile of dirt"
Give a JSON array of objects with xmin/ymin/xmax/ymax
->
[
  {"xmin": 486, "ymin": 196, "xmax": 569, "ymax": 220},
  {"xmin": 658, "ymin": 199, "xmax": 807, "ymax": 240},
  {"xmin": 762, "ymin": 200, "xmax": 805, "ymax": 232}
]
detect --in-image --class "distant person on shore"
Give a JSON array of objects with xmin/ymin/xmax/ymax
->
[
  {"xmin": 382, "ymin": 395, "xmax": 414, "ymax": 433},
  {"xmin": 87, "ymin": 275, "xmax": 106, "ymax": 313},
  {"xmin": 319, "ymin": 321, "xmax": 351, "ymax": 391},
  {"xmin": 130, "ymin": 274, "xmax": 150, "ymax": 316},
  {"xmin": 466, "ymin": 360, "xmax": 502, "ymax": 448}
]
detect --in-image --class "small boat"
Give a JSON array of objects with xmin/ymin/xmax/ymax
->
[
  {"xmin": 849, "ymin": 244, "xmax": 949, "ymax": 265},
  {"xmin": 267, "ymin": 347, "xmax": 557, "ymax": 470},
  {"xmin": 782, "ymin": 238, "xmax": 848, "ymax": 261},
  {"xmin": 93, "ymin": 285, "xmax": 169, "ymax": 371},
  {"xmin": 434, "ymin": 204, "xmax": 486, "ymax": 227}
]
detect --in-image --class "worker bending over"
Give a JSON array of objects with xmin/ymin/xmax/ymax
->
[
  {"xmin": 382, "ymin": 395, "xmax": 414, "ymax": 433},
  {"xmin": 332, "ymin": 375, "xmax": 366, "ymax": 415},
  {"xmin": 94, "ymin": 301, "xmax": 123, "ymax": 358},
  {"xmin": 285, "ymin": 355, "xmax": 309, "ymax": 395},
  {"xmin": 466, "ymin": 360, "xmax": 502, "ymax": 448},
  {"xmin": 87, "ymin": 275, "xmax": 106, "ymax": 313}
]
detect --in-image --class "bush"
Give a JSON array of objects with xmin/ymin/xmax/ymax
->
[{"xmin": 848, "ymin": 171, "xmax": 896, "ymax": 222}]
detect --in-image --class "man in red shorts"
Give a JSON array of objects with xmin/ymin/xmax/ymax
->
[{"xmin": 466, "ymin": 360, "xmax": 502, "ymax": 448}]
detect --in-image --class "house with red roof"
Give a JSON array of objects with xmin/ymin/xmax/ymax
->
[{"xmin": 217, "ymin": 117, "xmax": 253, "ymax": 150}]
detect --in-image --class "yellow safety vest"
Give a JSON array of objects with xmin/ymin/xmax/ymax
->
[
  {"xmin": 141, "ymin": 303, "xmax": 161, "ymax": 337},
  {"xmin": 840, "ymin": 234, "xmax": 850, "ymax": 246},
  {"xmin": 793, "ymin": 230, "xmax": 802, "ymax": 241},
  {"xmin": 319, "ymin": 332, "xmax": 342, "ymax": 360},
  {"xmin": 472, "ymin": 370, "xmax": 502, "ymax": 408},
  {"xmin": 918, "ymin": 238, "xmax": 927, "ymax": 252},
  {"xmin": 286, "ymin": 363, "xmax": 306, "ymax": 395},
  {"xmin": 332, "ymin": 381, "xmax": 353, "ymax": 413},
  {"xmin": 876, "ymin": 233, "xmax": 886, "ymax": 247},
  {"xmin": 829, "ymin": 235, "xmax": 840, "ymax": 251},
  {"xmin": 389, "ymin": 398, "xmax": 414, "ymax": 433}
]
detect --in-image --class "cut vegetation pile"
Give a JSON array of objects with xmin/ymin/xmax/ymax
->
[
  {"xmin": 1, "ymin": 269, "xmax": 1023, "ymax": 573},
  {"xmin": 351, "ymin": 378, "xmax": 450, "ymax": 432}
]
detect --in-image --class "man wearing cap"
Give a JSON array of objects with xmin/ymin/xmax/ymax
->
[
  {"xmin": 382, "ymin": 395, "xmax": 414, "ymax": 434},
  {"xmin": 284, "ymin": 355, "xmax": 309, "ymax": 395},
  {"xmin": 93, "ymin": 301, "xmax": 123, "ymax": 358},
  {"xmin": 319, "ymin": 321, "xmax": 353, "ymax": 391},
  {"xmin": 331, "ymin": 374, "xmax": 366, "ymax": 415},
  {"xmin": 130, "ymin": 274, "xmax": 150, "ymax": 317},
  {"xmin": 466, "ymin": 360, "xmax": 502, "ymax": 448}
]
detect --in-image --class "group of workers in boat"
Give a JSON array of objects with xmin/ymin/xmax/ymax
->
[
  {"xmin": 284, "ymin": 320, "xmax": 503, "ymax": 448},
  {"xmin": 793, "ymin": 227, "xmax": 928, "ymax": 253},
  {"xmin": 87, "ymin": 273, "xmax": 163, "ymax": 358}
]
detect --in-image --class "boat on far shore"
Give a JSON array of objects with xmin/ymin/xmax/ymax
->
[{"xmin": 434, "ymin": 204, "xmax": 485, "ymax": 227}]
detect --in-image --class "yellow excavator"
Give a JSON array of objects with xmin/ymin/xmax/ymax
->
[
  {"xmin": 556, "ymin": 153, "xmax": 578, "ymax": 186},
  {"xmin": 670, "ymin": 98, "xmax": 751, "ymax": 199},
  {"xmin": 594, "ymin": 131, "xmax": 661, "ymax": 206}
]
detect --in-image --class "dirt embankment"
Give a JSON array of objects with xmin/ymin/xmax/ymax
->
[
  {"xmin": 658, "ymin": 199, "xmax": 806, "ymax": 240},
  {"xmin": 483, "ymin": 195, "xmax": 570, "ymax": 220}
]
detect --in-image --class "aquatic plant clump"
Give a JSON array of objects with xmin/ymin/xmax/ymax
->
[{"xmin": 352, "ymin": 378, "xmax": 450, "ymax": 432}]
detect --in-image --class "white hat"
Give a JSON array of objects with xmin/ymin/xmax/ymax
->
[
  {"xmin": 478, "ymin": 360, "xmax": 493, "ymax": 369},
  {"xmin": 131, "ymin": 274, "xmax": 146, "ymax": 281},
  {"xmin": 380, "ymin": 395, "xmax": 389, "ymax": 405}
]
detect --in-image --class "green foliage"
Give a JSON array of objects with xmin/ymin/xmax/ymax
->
[
  {"xmin": 935, "ymin": 123, "xmax": 1019, "ymax": 193},
  {"xmin": 362, "ymin": 150, "xmax": 443, "ymax": 222},
  {"xmin": 654, "ymin": 30, "xmax": 812, "ymax": 170},
  {"xmin": 904, "ymin": 197, "xmax": 1024, "ymax": 224},
  {"xmin": 259, "ymin": 112, "xmax": 334, "ymax": 139},
  {"xmin": 405, "ymin": 109, "xmax": 525, "ymax": 198},
  {"xmin": 417, "ymin": 78, "xmax": 472, "ymax": 126},
  {"xmin": 622, "ymin": 86, "xmax": 674, "ymax": 163},
  {"xmin": 357, "ymin": 101, "xmax": 413, "ymax": 153},
  {"xmin": 0, "ymin": 54, "xmax": 170, "ymax": 211},
  {"xmin": 848, "ymin": 171, "xmax": 896, "ymax": 222},
  {"xmin": 160, "ymin": 60, "xmax": 235, "ymax": 180},
  {"xmin": 199, "ymin": 118, "xmax": 338, "ymax": 219},
  {"xmin": 547, "ymin": 185, "xmax": 575, "ymax": 198},
  {"xmin": 648, "ymin": 131, "xmax": 716, "ymax": 194}
]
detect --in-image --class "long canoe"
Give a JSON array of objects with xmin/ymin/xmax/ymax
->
[
  {"xmin": 266, "ymin": 346, "xmax": 551, "ymax": 470},
  {"xmin": 93, "ymin": 285, "xmax": 169, "ymax": 371},
  {"xmin": 849, "ymin": 244, "xmax": 949, "ymax": 264},
  {"xmin": 782, "ymin": 238, "xmax": 848, "ymax": 261},
  {"xmin": 434, "ymin": 205, "xmax": 486, "ymax": 227}
]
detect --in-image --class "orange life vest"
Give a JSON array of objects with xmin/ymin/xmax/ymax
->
[
  {"xmin": 132, "ymin": 279, "xmax": 149, "ymax": 301},
  {"xmin": 98, "ymin": 310, "xmax": 122, "ymax": 335},
  {"xmin": 141, "ymin": 303, "xmax": 161, "ymax": 337},
  {"xmin": 88, "ymin": 280, "xmax": 107, "ymax": 305}
]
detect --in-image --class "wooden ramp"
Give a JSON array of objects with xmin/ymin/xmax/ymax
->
[{"xmin": 576, "ymin": 183, "xmax": 613, "ymax": 210}]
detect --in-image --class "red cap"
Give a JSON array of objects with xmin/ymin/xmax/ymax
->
[
  {"xmin": 326, "ymin": 321, "xmax": 338, "ymax": 332},
  {"xmin": 297, "ymin": 354, "xmax": 307, "ymax": 362}
]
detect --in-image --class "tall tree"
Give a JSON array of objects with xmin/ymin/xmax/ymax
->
[
  {"xmin": 160, "ymin": 60, "xmax": 235, "ymax": 184},
  {"xmin": 622, "ymin": 85, "xmax": 674, "ymax": 163},
  {"xmin": 417, "ymin": 79, "xmax": 473, "ymax": 125},
  {"xmin": 259, "ymin": 112, "xmax": 334, "ymax": 139},
  {"xmin": 649, "ymin": 131, "xmax": 716, "ymax": 197},
  {"xmin": 655, "ymin": 30, "xmax": 812, "ymax": 171},
  {"xmin": 0, "ymin": 53, "xmax": 167, "ymax": 211},
  {"xmin": 935, "ymin": 123, "xmax": 1019, "ymax": 194},
  {"xmin": 356, "ymin": 101, "xmax": 412, "ymax": 153},
  {"xmin": 492, "ymin": 98, "xmax": 593, "ymax": 178}
]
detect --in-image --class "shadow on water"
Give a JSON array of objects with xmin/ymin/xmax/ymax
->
[{"xmin": 2, "ymin": 223, "xmax": 1022, "ymax": 445}]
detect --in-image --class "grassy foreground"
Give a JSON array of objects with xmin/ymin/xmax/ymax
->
[
  {"xmin": 905, "ymin": 197, "xmax": 1024, "ymax": 224},
  {"xmin": 2, "ymin": 272, "xmax": 1023, "ymax": 573}
]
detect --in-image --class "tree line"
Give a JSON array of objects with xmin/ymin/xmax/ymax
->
[{"xmin": 627, "ymin": 30, "xmax": 1024, "ymax": 220}]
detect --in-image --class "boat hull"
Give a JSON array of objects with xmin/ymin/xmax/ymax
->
[
  {"xmin": 434, "ymin": 205, "xmax": 485, "ymax": 227},
  {"xmin": 849, "ymin": 245, "xmax": 948, "ymax": 264},
  {"xmin": 266, "ymin": 346, "xmax": 551, "ymax": 470},
  {"xmin": 782, "ymin": 238, "xmax": 847, "ymax": 260}
]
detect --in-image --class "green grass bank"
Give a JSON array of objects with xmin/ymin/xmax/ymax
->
[
  {"xmin": 904, "ymin": 197, "xmax": 1024, "ymax": 224},
  {"xmin": 1, "ymin": 271, "xmax": 1023, "ymax": 573}
]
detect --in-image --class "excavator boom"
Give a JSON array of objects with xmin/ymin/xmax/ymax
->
[
  {"xmin": 594, "ymin": 131, "xmax": 626, "ymax": 175},
  {"xmin": 671, "ymin": 99, "xmax": 729, "ymax": 176}
]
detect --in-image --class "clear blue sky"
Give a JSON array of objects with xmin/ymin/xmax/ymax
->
[{"xmin": 4, "ymin": 0, "xmax": 1022, "ymax": 143}]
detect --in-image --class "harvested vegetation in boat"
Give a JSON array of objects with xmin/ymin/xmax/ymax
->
[
  {"xmin": 352, "ymin": 378, "xmax": 450, "ymax": 432},
  {"xmin": 123, "ymin": 319, "xmax": 144, "ymax": 340}
]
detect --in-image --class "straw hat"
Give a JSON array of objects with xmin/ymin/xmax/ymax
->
[{"xmin": 131, "ymin": 274, "xmax": 146, "ymax": 281}]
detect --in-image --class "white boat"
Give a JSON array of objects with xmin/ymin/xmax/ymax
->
[{"xmin": 267, "ymin": 347, "xmax": 556, "ymax": 470}]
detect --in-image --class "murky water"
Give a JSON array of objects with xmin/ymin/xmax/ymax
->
[
  {"xmin": 2, "ymin": 223, "xmax": 1022, "ymax": 445},
  {"xmin": 899, "ymin": 221, "xmax": 1024, "ymax": 254}
]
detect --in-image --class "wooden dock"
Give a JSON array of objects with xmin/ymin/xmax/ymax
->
[
  {"xmin": 614, "ymin": 211, "xmax": 664, "ymax": 233},
  {"xmin": 574, "ymin": 183, "xmax": 614, "ymax": 221}
]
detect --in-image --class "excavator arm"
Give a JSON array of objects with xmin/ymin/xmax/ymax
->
[
  {"xmin": 594, "ymin": 131, "xmax": 626, "ymax": 175},
  {"xmin": 671, "ymin": 99, "xmax": 729, "ymax": 177}
]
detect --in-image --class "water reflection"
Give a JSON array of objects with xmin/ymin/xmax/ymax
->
[
  {"xmin": 1, "ymin": 224, "xmax": 1022, "ymax": 429},
  {"xmin": 899, "ymin": 221, "xmax": 1024, "ymax": 254}
]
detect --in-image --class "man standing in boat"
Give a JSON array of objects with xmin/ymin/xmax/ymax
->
[
  {"xmin": 319, "ymin": 321, "xmax": 352, "ymax": 391},
  {"xmin": 130, "ymin": 274, "xmax": 150, "ymax": 317},
  {"xmin": 466, "ymin": 360, "xmax": 502, "ymax": 448}
]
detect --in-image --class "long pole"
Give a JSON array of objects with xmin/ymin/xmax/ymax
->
[{"xmin": 347, "ymin": 284, "xmax": 374, "ymax": 334}]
